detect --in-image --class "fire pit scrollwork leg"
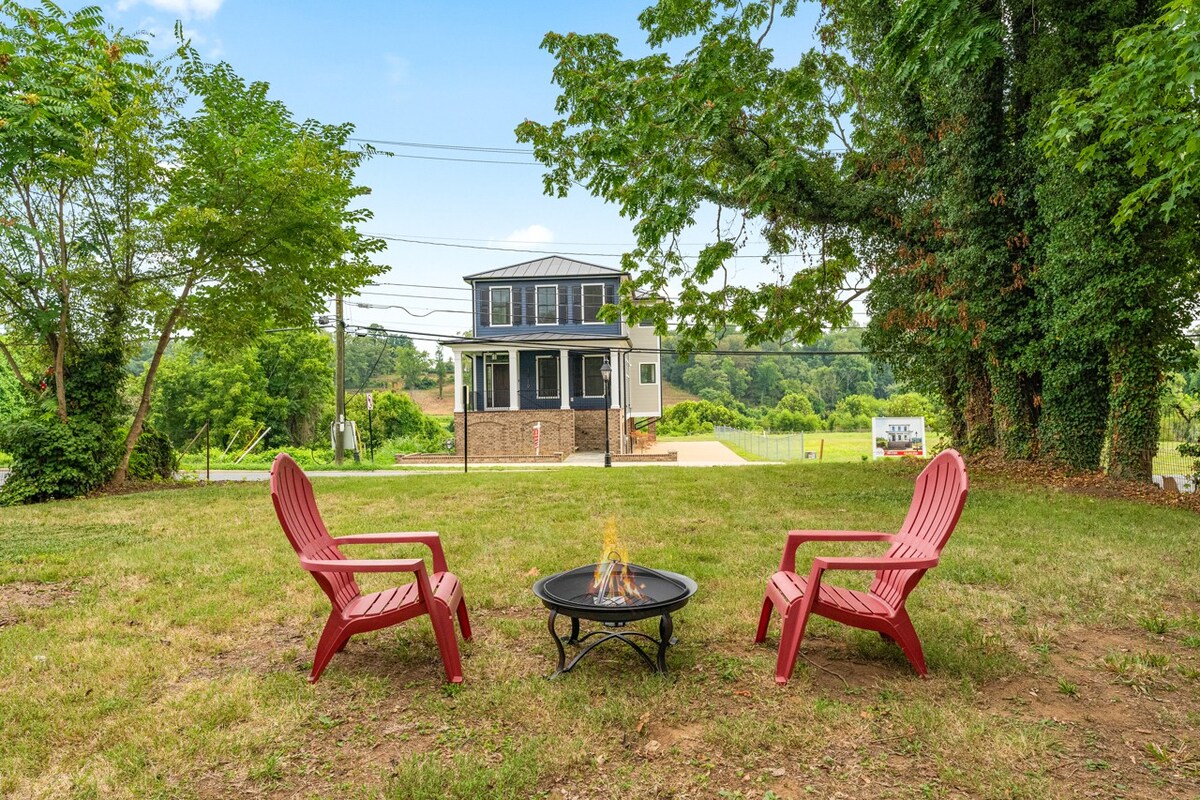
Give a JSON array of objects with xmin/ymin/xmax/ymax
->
[
  {"xmin": 547, "ymin": 609, "xmax": 567, "ymax": 677},
  {"xmin": 656, "ymin": 613, "xmax": 674, "ymax": 675}
]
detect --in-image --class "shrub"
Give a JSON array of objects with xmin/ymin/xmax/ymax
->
[
  {"xmin": 658, "ymin": 400, "xmax": 750, "ymax": 435},
  {"xmin": 885, "ymin": 392, "xmax": 934, "ymax": 418},
  {"xmin": 0, "ymin": 415, "xmax": 119, "ymax": 504},
  {"xmin": 127, "ymin": 426, "xmax": 179, "ymax": 480}
]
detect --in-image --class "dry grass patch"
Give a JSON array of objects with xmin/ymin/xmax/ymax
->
[{"xmin": 0, "ymin": 465, "xmax": 1198, "ymax": 798}]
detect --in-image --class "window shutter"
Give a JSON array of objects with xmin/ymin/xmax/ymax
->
[
  {"xmin": 571, "ymin": 285, "xmax": 582, "ymax": 324},
  {"xmin": 605, "ymin": 283, "xmax": 616, "ymax": 306},
  {"xmin": 479, "ymin": 287, "xmax": 489, "ymax": 329},
  {"xmin": 522, "ymin": 286, "xmax": 533, "ymax": 325},
  {"xmin": 557, "ymin": 286, "xmax": 567, "ymax": 325},
  {"xmin": 570, "ymin": 354, "xmax": 582, "ymax": 399}
]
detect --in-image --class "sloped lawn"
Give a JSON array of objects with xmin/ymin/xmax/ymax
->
[{"xmin": 1, "ymin": 463, "xmax": 1198, "ymax": 799}]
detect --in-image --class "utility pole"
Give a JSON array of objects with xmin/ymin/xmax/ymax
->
[{"xmin": 334, "ymin": 293, "xmax": 346, "ymax": 466}]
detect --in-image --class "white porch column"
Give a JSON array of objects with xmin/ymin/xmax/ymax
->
[
  {"xmin": 452, "ymin": 349, "xmax": 464, "ymax": 412},
  {"xmin": 558, "ymin": 349, "xmax": 570, "ymax": 410},
  {"xmin": 609, "ymin": 348, "xmax": 622, "ymax": 409},
  {"xmin": 507, "ymin": 348, "xmax": 519, "ymax": 409}
]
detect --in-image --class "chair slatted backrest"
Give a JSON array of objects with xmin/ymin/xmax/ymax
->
[
  {"xmin": 869, "ymin": 449, "xmax": 969, "ymax": 609},
  {"xmin": 270, "ymin": 453, "xmax": 361, "ymax": 612}
]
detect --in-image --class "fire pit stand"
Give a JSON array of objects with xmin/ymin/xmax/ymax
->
[{"xmin": 532, "ymin": 564, "xmax": 697, "ymax": 678}]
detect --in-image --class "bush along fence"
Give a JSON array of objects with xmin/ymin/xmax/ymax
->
[{"xmin": 714, "ymin": 426, "xmax": 810, "ymax": 461}]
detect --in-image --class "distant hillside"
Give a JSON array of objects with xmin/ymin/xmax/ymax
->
[
  {"xmin": 662, "ymin": 381, "xmax": 701, "ymax": 406},
  {"xmin": 406, "ymin": 387, "xmax": 455, "ymax": 416}
]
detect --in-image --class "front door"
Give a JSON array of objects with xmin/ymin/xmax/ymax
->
[{"xmin": 485, "ymin": 359, "xmax": 510, "ymax": 409}]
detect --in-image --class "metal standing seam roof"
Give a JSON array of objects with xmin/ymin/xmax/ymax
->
[{"xmin": 462, "ymin": 256, "xmax": 626, "ymax": 282}]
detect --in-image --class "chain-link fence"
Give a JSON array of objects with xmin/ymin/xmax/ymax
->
[{"xmin": 714, "ymin": 426, "xmax": 811, "ymax": 461}]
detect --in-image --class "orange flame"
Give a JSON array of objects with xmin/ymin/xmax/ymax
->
[{"xmin": 591, "ymin": 518, "xmax": 644, "ymax": 605}]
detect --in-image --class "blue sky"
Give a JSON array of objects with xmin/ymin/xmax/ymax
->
[{"xmin": 89, "ymin": 0, "xmax": 827, "ymax": 348}]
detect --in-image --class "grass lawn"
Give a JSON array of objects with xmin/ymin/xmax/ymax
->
[
  {"xmin": 708, "ymin": 430, "xmax": 890, "ymax": 463},
  {"xmin": 2, "ymin": 464, "xmax": 1199, "ymax": 798}
]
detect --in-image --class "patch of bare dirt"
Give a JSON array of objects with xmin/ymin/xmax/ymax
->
[{"xmin": 0, "ymin": 581, "xmax": 78, "ymax": 627}]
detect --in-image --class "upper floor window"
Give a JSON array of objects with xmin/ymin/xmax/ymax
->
[
  {"xmin": 489, "ymin": 286, "xmax": 511, "ymax": 326},
  {"xmin": 582, "ymin": 283, "xmax": 605, "ymax": 324},
  {"xmin": 536, "ymin": 285, "xmax": 558, "ymax": 325},
  {"xmin": 639, "ymin": 363, "xmax": 657, "ymax": 385}
]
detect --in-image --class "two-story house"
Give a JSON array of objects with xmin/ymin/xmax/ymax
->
[{"xmin": 443, "ymin": 256, "xmax": 662, "ymax": 459}]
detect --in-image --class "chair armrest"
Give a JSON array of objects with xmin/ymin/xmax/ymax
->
[
  {"xmin": 299, "ymin": 556, "xmax": 427, "ymax": 574},
  {"xmin": 332, "ymin": 532, "xmax": 449, "ymax": 573},
  {"xmin": 780, "ymin": 530, "xmax": 896, "ymax": 572},
  {"xmin": 812, "ymin": 555, "xmax": 939, "ymax": 572}
]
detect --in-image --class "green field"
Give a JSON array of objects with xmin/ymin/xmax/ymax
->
[
  {"xmin": 707, "ymin": 429, "xmax": 909, "ymax": 463},
  {"xmin": 1, "ymin": 465, "xmax": 1198, "ymax": 798}
]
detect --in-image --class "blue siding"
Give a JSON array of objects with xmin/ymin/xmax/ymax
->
[
  {"xmin": 473, "ymin": 277, "xmax": 622, "ymax": 338},
  {"xmin": 518, "ymin": 351, "xmax": 561, "ymax": 409}
]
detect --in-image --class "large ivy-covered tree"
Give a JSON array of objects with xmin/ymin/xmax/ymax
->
[
  {"xmin": 518, "ymin": 0, "xmax": 1198, "ymax": 480},
  {"xmin": 0, "ymin": 4, "xmax": 383, "ymax": 501}
]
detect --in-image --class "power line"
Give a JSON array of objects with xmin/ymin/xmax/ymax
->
[
  {"xmin": 368, "ymin": 280, "xmax": 471, "ymax": 292},
  {"xmin": 349, "ymin": 135, "xmax": 849, "ymax": 157},
  {"xmin": 361, "ymin": 230, "xmax": 777, "ymax": 248},
  {"xmin": 358, "ymin": 289, "xmax": 471, "ymax": 303},
  {"xmin": 346, "ymin": 300, "xmax": 471, "ymax": 316},
  {"xmin": 367, "ymin": 231, "xmax": 829, "ymax": 260},
  {"xmin": 369, "ymin": 152, "xmax": 538, "ymax": 166},
  {"xmin": 349, "ymin": 322, "xmax": 871, "ymax": 356},
  {"xmin": 349, "ymin": 137, "xmax": 533, "ymax": 155}
]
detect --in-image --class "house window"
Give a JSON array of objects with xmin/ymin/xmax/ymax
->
[
  {"xmin": 489, "ymin": 287, "xmax": 511, "ymax": 326},
  {"xmin": 582, "ymin": 283, "xmax": 605, "ymax": 324},
  {"xmin": 536, "ymin": 285, "xmax": 558, "ymax": 325},
  {"xmin": 536, "ymin": 355, "xmax": 559, "ymax": 398},
  {"xmin": 639, "ymin": 363, "xmax": 657, "ymax": 385},
  {"xmin": 582, "ymin": 354, "xmax": 607, "ymax": 397}
]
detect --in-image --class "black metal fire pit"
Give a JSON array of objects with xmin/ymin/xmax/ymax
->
[{"xmin": 532, "ymin": 563, "xmax": 697, "ymax": 677}]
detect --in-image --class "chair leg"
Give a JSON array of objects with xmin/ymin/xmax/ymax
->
[
  {"xmin": 456, "ymin": 598, "xmax": 473, "ymax": 641},
  {"xmin": 886, "ymin": 611, "xmax": 928, "ymax": 677},
  {"xmin": 754, "ymin": 596, "xmax": 774, "ymax": 643},
  {"xmin": 310, "ymin": 617, "xmax": 349, "ymax": 684},
  {"xmin": 775, "ymin": 597, "xmax": 817, "ymax": 686},
  {"xmin": 430, "ymin": 602, "xmax": 464, "ymax": 683}
]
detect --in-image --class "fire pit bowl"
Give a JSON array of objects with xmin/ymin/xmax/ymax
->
[{"xmin": 532, "ymin": 563, "xmax": 697, "ymax": 677}]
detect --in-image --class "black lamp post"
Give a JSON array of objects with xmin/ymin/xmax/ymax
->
[{"xmin": 600, "ymin": 357, "xmax": 612, "ymax": 468}]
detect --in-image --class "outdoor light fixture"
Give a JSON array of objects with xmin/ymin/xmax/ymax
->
[{"xmin": 600, "ymin": 358, "xmax": 612, "ymax": 468}]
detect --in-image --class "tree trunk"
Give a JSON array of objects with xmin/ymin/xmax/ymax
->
[
  {"xmin": 1106, "ymin": 341, "xmax": 1161, "ymax": 481},
  {"xmin": 1038, "ymin": 345, "xmax": 1108, "ymax": 471},
  {"xmin": 109, "ymin": 274, "xmax": 195, "ymax": 487},
  {"xmin": 963, "ymin": 355, "xmax": 996, "ymax": 453},
  {"xmin": 990, "ymin": 361, "xmax": 1039, "ymax": 460},
  {"xmin": 54, "ymin": 182, "xmax": 69, "ymax": 423}
]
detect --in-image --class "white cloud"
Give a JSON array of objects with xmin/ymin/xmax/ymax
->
[
  {"xmin": 134, "ymin": 18, "xmax": 224, "ymax": 59},
  {"xmin": 384, "ymin": 54, "xmax": 410, "ymax": 87},
  {"xmin": 502, "ymin": 224, "xmax": 554, "ymax": 246},
  {"xmin": 116, "ymin": 0, "xmax": 224, "ymax": 20}
]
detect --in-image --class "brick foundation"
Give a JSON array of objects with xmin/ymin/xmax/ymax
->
[
  {"xmin": 397, "ymin": 452, "xmax": 566, "ymax": 464},
  {"xmin": 453, "ymin": 408, "xmax": 623, "ymax": 456}
]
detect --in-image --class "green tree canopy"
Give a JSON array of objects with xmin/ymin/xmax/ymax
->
[{"xmin": 0, "ymin": 4, "xmax": 383, "ymax": 500}]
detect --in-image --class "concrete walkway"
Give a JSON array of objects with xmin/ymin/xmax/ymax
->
[{"xmin": 0, "ymin": 440, "xmax": 759, "ymax": 488}]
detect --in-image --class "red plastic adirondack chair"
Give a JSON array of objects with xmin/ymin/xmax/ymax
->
[
  {"xmin": 270, "ymin": 453, "xmax": 471, "ymax": 683},
  {"xmin": 756, "ymin": 449, "xmax": 968, "ymax": 684}
]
